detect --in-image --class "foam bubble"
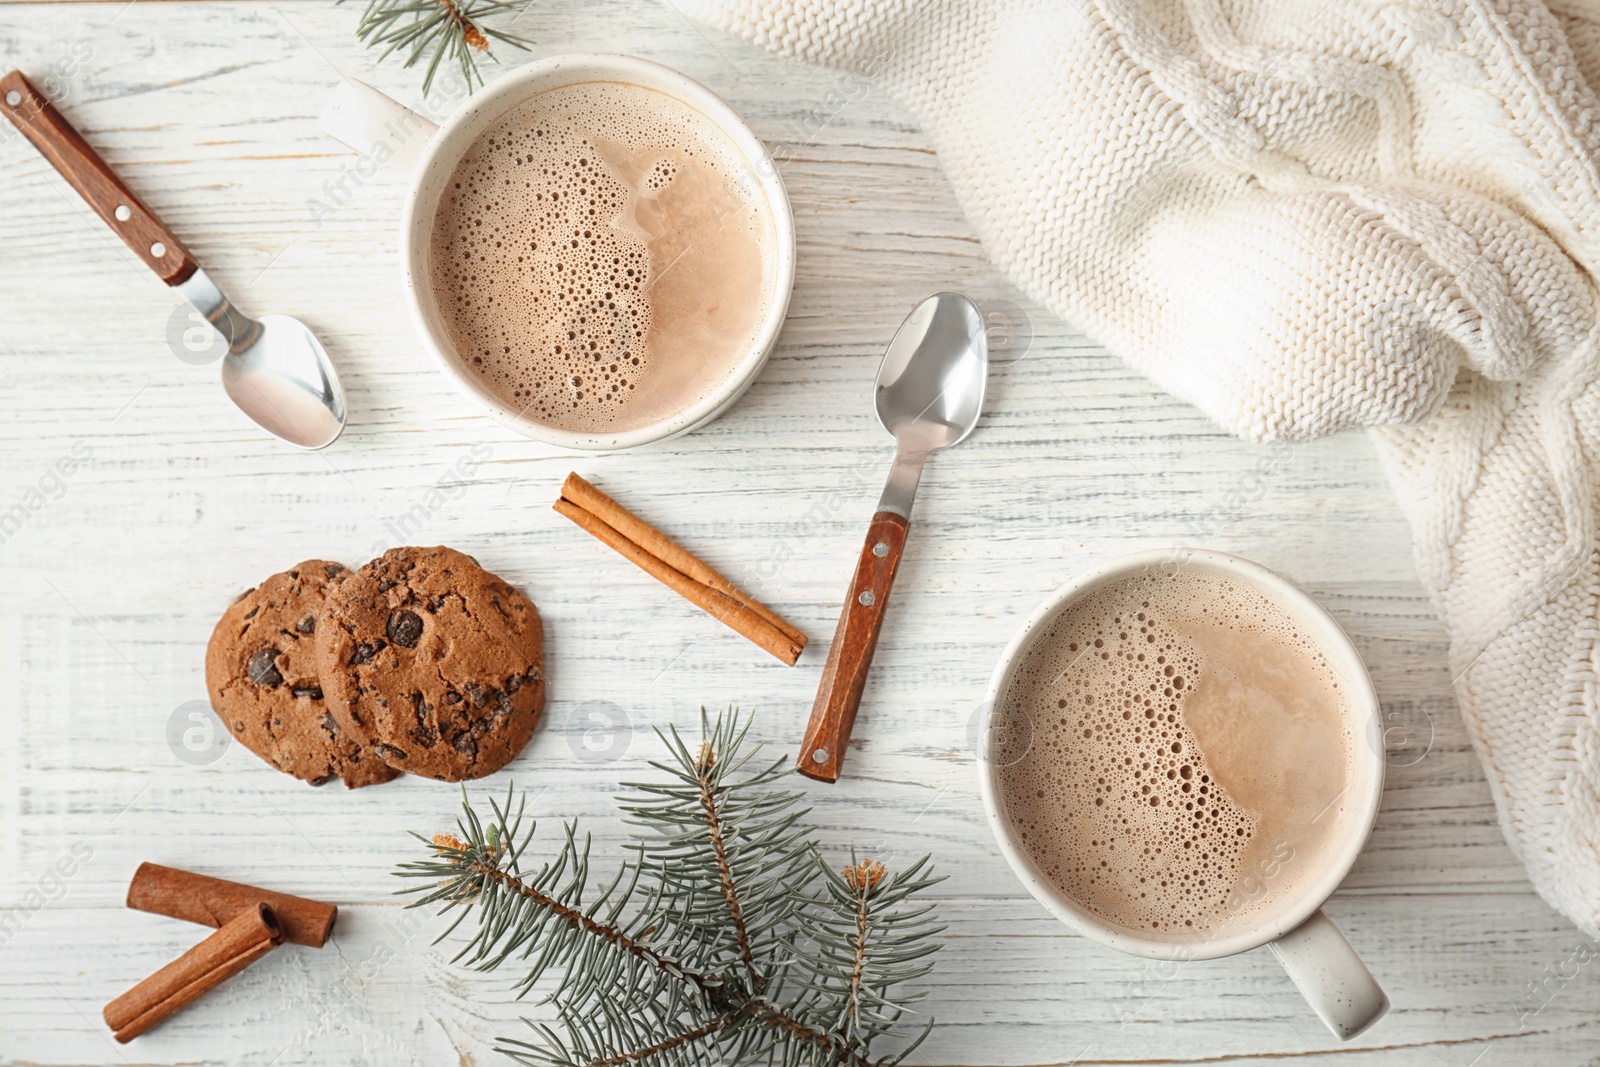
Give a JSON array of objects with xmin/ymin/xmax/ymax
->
[{"xmin": 428, "ymin": 81, "xmax": 775, "ymax": 434}]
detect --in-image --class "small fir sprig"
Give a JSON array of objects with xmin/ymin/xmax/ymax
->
[
  {"xmin": 342, "ymin": 0, "xmax": 534, "ymax": 95},
  {"xmin": 397, "ymin": 710, "xmax": 944, "ymax": 1067}
]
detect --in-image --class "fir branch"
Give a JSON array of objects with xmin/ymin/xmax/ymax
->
[
  {"xmin": 396, "ymin": 709, "xmax": 944, "ymax": 1067},
  {"xmin": 845, "ymin": 860, "xmax": 880, "ymax": 1037},
  {"xmin": 339, "ymin": 0, "xmax": 535, "ymax": 95},
  {"xmin": 692, "ymin": 742, "xmax": 760, "ymax": 990},
  {"xmin": 622, "ymin": 712, "xmax": 815, "ymax": 997},
  {"xmin": 776, "ymin": 850, "xmax": 943, "ymax": 1064}
]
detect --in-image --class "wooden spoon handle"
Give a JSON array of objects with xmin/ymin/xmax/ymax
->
[
  {"xmin": 1, "ymin": 70, "xmax": 196, "ymax": 284},
  {"xmin": 798, "ymin": 510, "xmax": 911, "ymax": 782}
]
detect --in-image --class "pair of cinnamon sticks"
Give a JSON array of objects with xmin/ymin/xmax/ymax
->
[
  {"xmin": 555, "ymin": 472, "xmax": 808, "ymax": 665},
  {"xmin": 104, "ymin": 863, "xmax": 335, "ymax": 1042}
]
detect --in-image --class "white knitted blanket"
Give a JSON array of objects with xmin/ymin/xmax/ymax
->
[{"xmin": 679, "ymin": 0, "xmax": 1600, "ymax": 936}]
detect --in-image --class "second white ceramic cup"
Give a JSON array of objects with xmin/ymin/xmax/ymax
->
[
  {"xmin": 976, "ymin": 548, "xmax": 1390, "ymax": 1040},
  {"xmin": 320, "ymin": 54, "xmax": 796, "ymax": 450}
]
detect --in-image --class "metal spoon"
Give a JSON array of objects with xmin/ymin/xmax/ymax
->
[
  {"xmin": 799, "ymin": 291, "xmax": 989, "ymax": 782},
  {"xmin": 1, "ymin": 71, "xmax": 346, "ymax": 449}
]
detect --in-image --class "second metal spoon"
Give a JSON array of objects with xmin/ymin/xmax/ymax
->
[
  {"xmin": 1, "ymin": 70, "xmax": 346, "ymax": 449},
  {"xmin": 799, "ymin": 291, "xmax": 989, "ymax": 782}
]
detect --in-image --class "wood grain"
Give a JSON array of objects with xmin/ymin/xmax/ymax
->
[
  {"xmin": 800, "ymin": 509, "xmax": 909, "ymax": 782},
  {"xmin": 0, "ymin": 1, "xmax": 1596, "ymax": 1064}
]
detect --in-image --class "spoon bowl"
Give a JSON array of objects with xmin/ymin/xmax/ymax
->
[
  {"xmin": 875, "ymin": 291, "xmax": 988, "ymax": 452},
  {"xmin": 219, "ymin": 313, "xmax": 346, "ymax": 450}
]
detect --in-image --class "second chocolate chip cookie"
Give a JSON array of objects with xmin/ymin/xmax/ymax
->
[{"xmin": 316, "ymin": 546, "xmax": 545, "ymax": 781}]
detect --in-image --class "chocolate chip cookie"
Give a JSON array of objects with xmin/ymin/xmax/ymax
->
[
  {"xmin": 316, "ymin": 546, "xmax": 545, "ymax": 781},
  {"xmin": 206, "ymin": 561, "xmax": 401, "ymax": 789}
]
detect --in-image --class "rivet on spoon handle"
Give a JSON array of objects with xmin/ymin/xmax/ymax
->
[
  {"xmin": 1, "ymin": 70, "xmax": 198, "ymax": 285},
  {"xmin": 799, "ymin": 511, "xmax": 910, "ymax": 783}
]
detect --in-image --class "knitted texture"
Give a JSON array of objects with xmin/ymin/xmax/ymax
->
[{"xmin": 678, "ymin": 0, "xmax": 1600, "ymax": 936}]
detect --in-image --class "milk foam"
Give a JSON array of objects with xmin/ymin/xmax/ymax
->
[
  {"xmin": 995, "ymin": 568, "xmax": 1354, "ymax": 938},
  {"xmin": 428, "ymin": 81, "xmax": 775, "ymax": 434}
]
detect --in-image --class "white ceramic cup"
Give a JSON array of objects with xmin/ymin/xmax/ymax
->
[
  {"xmin": 318, "ymin": 55, "xmax": 795, "ymax": 450},
  {"xmin": 976, "ymin": 548, "xmax": 1389, "ymax": 1040}
]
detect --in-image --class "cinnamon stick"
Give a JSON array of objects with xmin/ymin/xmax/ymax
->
[
  {"xmin": 126, "ymin": 862, "xmax": 336, "ymax": 948},
  {"xmin": 103, "ymin": 903, "xmax": 281, "ymax": 1042},
  {"xmin": 555, "ymin": 473, "xmax": 808, "ymax": 665}
]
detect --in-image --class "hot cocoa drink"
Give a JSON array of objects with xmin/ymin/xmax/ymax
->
[
  {"xmin": 428, "ymin": 80, "xmax": 777, "ymax": 434},
  {"xmin": 993, "ymin": 566, "xmax": 1355, "ymax": 938}
]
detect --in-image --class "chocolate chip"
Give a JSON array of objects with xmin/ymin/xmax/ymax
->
[
  {"xmin": 426, "ymin": 595, "xmax": 446, "ymax": 613},
  {"xmin": 296, "ymin": 613, "xmax": 317, "ymax": 634},
  {"xmin": 243, "ymin": 606, "xmax": 260, "ymax": 621},
  {"xmin": 464, "ymin": 682, "xmax": 501, "ymax": 708},
  {"xmin": 320, "ymin": 712, "xmax": 340, "ymax": 735},
  {"xmin": 387, "ymin": 609, "xmax": 423, "ymax": 648},
  {"xmin": 452, "ymin": 733, "xmax": 478, "ymax": 758},
  {"xmin": 444, "ymin": 690, "xmax": 463, "ymax": 705},
  {"xmin": 324, "ymin": 563, "xmax": 345, "ymax": 579},
  {"xmin": 374, "ymin": 743, "xmax": 409, "ymax": 762},
  {"xmin": 247, "ymin": 648, "xmax": 283, "ymax": 687},
  {"xmin": 350, "ymin": 639, "xmax": 386, "ymax": 665},
  {"xmin": 412, "ymin": 725, "xmax": 439, "ymax": 748},
  {"xmin": 291, "ymin": 684, "xmax": 324, "ymax": 701},
  {"xmin": 308, "ymin": 773, "xmax": 337, "ymax": 787}
]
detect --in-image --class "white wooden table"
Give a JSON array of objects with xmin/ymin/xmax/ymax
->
[{"xmin": 1, "ymin": 2, "xmax": 1595, "ymax": 1063}]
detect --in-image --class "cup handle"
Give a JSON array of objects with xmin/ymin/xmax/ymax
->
[
  {"xmin": 317, "ymin": 76, "xmax": 439, "ymax": 181},
  {"xmin": 1267, "ymin": 909, "xmax": 1389, "ymax": 1040}
]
